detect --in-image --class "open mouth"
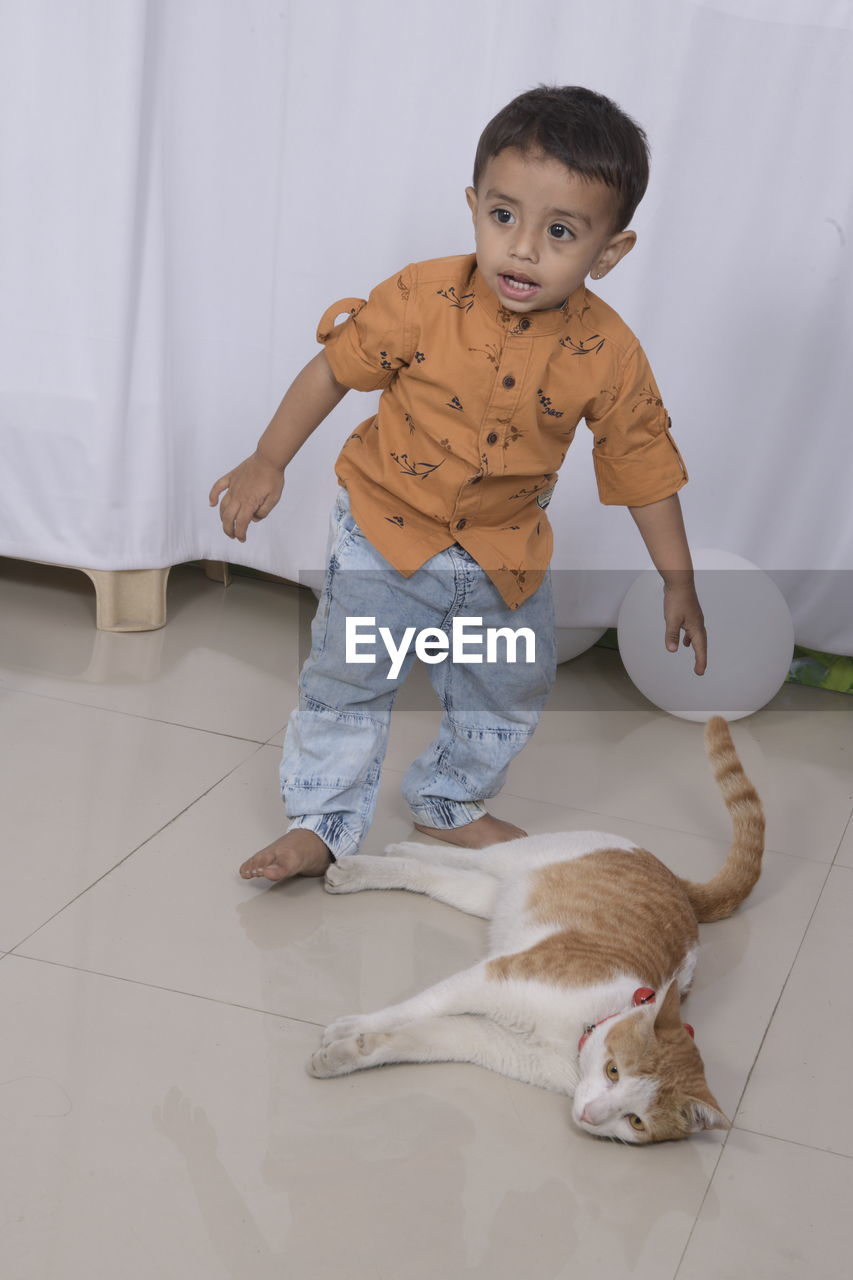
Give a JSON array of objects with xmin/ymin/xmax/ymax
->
[{"xmin": 498, "ymin": 273, "xmax": 541, "ymax": 301}]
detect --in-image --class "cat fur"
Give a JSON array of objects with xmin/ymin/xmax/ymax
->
[{"xmin": 309, "ymin": 716, "xmax": 764, "ymax": 1144}]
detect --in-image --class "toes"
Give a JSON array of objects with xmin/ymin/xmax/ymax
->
[{"xmin": 240, "ymin": 860, "xmax": 285, "ymax": 881}]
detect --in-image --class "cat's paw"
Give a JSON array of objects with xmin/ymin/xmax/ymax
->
[
  {"xmin": 383, "ymin": 840, "xmax": 429, "ymax": 858},
  {"xmin": 324, "ymin": 859, "xmax": 369, "ymax": 894},
  {"xmin": 308, "ymin": 1032, "xmax": 392, "ymax": 1078},
  {"xmin": 321, "ymin": 1014, "xmax": 370, "ymax": 1046}
]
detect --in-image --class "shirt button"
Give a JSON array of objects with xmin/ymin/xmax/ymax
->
[
  {"xmin": 518, "ymin": 319, "xmax": 531, "ymax": 331},
  {"xmin": 502, "ymin": 375, "xmax": 516, "ymax": 388},
  {"xmin": 456, "ymin": 518, "xmax": 467, "ymax": 530},
  {"xmin": 486, "ymin": 432, "xmax": 499, "ymax": 445}
]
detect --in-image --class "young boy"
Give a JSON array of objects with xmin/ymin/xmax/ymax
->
[{"xmin": 209, "ymin": 85, "xmax": 707, "ymax": 884}]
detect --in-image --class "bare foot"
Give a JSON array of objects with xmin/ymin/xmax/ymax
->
[
  {"xmin": 413, "ymin": 813, "xmax": 527, "ymax": 849},
  {"xmin": 239, "ymin": 830, "xmax": 332, "ymax": 882}
]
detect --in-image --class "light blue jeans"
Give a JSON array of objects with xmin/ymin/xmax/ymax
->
[{"xmin": 282, "ymin": 489, "xmax": 556, "ymax": 856}]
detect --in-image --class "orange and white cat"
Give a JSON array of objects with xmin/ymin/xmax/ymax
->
[{"xmin": 310, "ymin": 717, "xmax": 764, "ymax": 1144}]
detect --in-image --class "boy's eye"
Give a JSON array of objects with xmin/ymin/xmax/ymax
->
[
  {"xmin": 492, "ymin": 208, "xmax": 514, "ymax": 225},
  {"xmin": 548, "ymin": 223, "xmax": 572, "ymax": 240}
]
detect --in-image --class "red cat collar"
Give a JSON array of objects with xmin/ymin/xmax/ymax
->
[{"xmin": 577, "ymin": 987, "xmax": 695, "ymax": 1054}]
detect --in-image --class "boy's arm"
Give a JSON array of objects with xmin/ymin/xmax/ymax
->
[
  {"xmin": 628, "ymin": 494, "xmax": 707, "ymax": 675},
  {"xmin": 209, "ymin": 351, "xmax": 348, "ymax": 542}
]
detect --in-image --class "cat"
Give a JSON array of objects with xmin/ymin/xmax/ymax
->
[{"xmin": 309, "ymin": 716, "xmax": 764, "ymax": 1144}]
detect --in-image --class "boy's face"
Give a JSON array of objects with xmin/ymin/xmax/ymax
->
[{"xmin": 466, "ymin": 147, "xmax": 636, "ymax": 312}]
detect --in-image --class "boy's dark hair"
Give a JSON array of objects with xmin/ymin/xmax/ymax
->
[{"xmin": 473, "ymin": 85, "xmax": 650, "ymax": 231}]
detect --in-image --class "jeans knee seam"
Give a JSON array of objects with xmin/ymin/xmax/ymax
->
[
  {"xmin": 444, "ymin": 716, "xmax": 533, "ymax": 742},
  {"xmin": 299, "ymin": 695, "xmax": 389, "ymax": 728}
]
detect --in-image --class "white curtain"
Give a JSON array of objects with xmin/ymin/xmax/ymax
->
[{"xmin": 1, "ymin": 0, "xmax": 851, "ymax": 652}]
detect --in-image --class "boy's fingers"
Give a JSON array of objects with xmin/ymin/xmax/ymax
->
[
  {"xmin": 210, "ymin": 462, "xmax": 282, "ymax": 534},
  {"xmin": 249, "ymin": 477, "xmax": 285, "ymax": 523},
  {"xmin": 252, "ymin": 493, "xmax": 277, "ymax": 521},
  {"xmin": 227, "ymin": 508, "xmax": 249, "ymax": 541},
  {"xmin": 232, "ymin": 501, "xmax": 266, "ymax": 541},
  {"xmin": 691, "ymin": 627, "xmax": 708, "ymax": 676},
  {"xmin": 209, "ymin": 475, "xmax": 230, "ymax": 506},
  {"xmin": 680, "ymin": 617, "xmax": 708, "ymax": 675},
  {"xmin": 665, "ymin": 620, "xmax": 707, "ymax": 674},
  {"xmin": 218, "ymin": 496, "xmax": 245, "ymax": 540}
]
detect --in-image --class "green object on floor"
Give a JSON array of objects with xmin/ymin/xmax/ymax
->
[{"xmin": 787, "ymin": 647, "xmax": 853, "ymax": 694}]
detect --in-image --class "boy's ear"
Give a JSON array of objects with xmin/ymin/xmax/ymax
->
[
  {"xmin": 592, "ymin": 230, "xmax": 636, "ymax": 280},
  {"xmin": 465, "ymin": 186, "xmax": 478, "ymax": 219}
]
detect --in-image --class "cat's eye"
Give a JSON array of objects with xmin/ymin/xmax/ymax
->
[
  {"xmin": 627, "ymin": 1114, "xmax": 645, "ymax": 1132},
  {"xmin": 605, "ymin": 1060, "xmax": 619, "ymax": 1081}
]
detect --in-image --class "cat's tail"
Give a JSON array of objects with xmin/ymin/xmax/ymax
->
[{"xmin": 679, "ymin": 717, "xmax": 765, "ymax": 923}]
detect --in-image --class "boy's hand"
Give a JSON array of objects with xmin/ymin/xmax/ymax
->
[
  {"xmin": 208, "ymin": 453, "xmax": 284, "ymax": 541},
  {"xmin": 663, "ymin": 582, "xmax": 707, "ymax": 675}
]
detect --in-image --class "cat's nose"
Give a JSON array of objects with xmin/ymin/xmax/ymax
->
[{"xmin": 578, "ymin": 1097, "xmax": 614, "ymax": 1126}]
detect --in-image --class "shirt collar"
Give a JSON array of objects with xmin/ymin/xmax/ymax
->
[{"xmin": 471, "ymin": 263, "xmax": 588, "ymax": 337}]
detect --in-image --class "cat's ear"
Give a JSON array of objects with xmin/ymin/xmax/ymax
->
[
  {"xmin": 652, "ymin": 980, "xmax": 683, "ymax": 1033},
  {"xmin": 682, "ymin": 1092, "xmax": 731, "ymax": 1133}
]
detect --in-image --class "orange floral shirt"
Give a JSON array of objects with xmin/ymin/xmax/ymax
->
[{"xmin": 318, "ymin": 254, "xmax": 687, "ymax": 609}]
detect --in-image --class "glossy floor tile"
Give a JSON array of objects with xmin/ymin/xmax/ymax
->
[
  {"xmin": 676, "ymin": 1129, "xmax": 853, "ymax": 1279},
  {"xmin": 503, "ymin": 699, "xmax": 853, "ymax": 862},
  {"xmin": 0, "ymin": 957, "xmax": 726, "ymax": 1280},
  {"xmin": 0, "ymin": 560, "xmax": 307, "ymax": 740},
  {"xmin": 834, "ymin": 814, "xmax": 853, "ymax": 867},
  {"xmin": 385, "ymin": 655, "xmax": 853, "ymax": 863},
  {"xmin": 18, "ymin": 754, "xmax": 829, "ymax": 1126},
  {"xmin": 1, "ymin": 561, "xmax": 851, "ymax": 1279},
  {"xmin": 734, "ymin": 864, "xmax": 853, "ymax": 1157},
  {"xmin": 0, "ymin": 685, "xmax": 256, "ymax": 948},
  {"xmin": 18, "ymin": 746, "xmax": 488, "ymax": 1024}
]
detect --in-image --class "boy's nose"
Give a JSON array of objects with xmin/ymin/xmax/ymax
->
[{"xmin": 509, "ymin": 229, "xmax": 538, "ymax": 263}]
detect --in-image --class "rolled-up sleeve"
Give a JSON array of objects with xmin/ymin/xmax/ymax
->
[
  {"xmin": 316, "ymin": 267, "xmax": 416, "ymax": 392},
  {"xmin": 587, "ymin": 340, "xmax": 688, "ymax": 506}
]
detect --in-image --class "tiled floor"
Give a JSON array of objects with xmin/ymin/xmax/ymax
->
[{"xmin": 2, "ymin": 559, "xmax": 851, "ymax": 1279}]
